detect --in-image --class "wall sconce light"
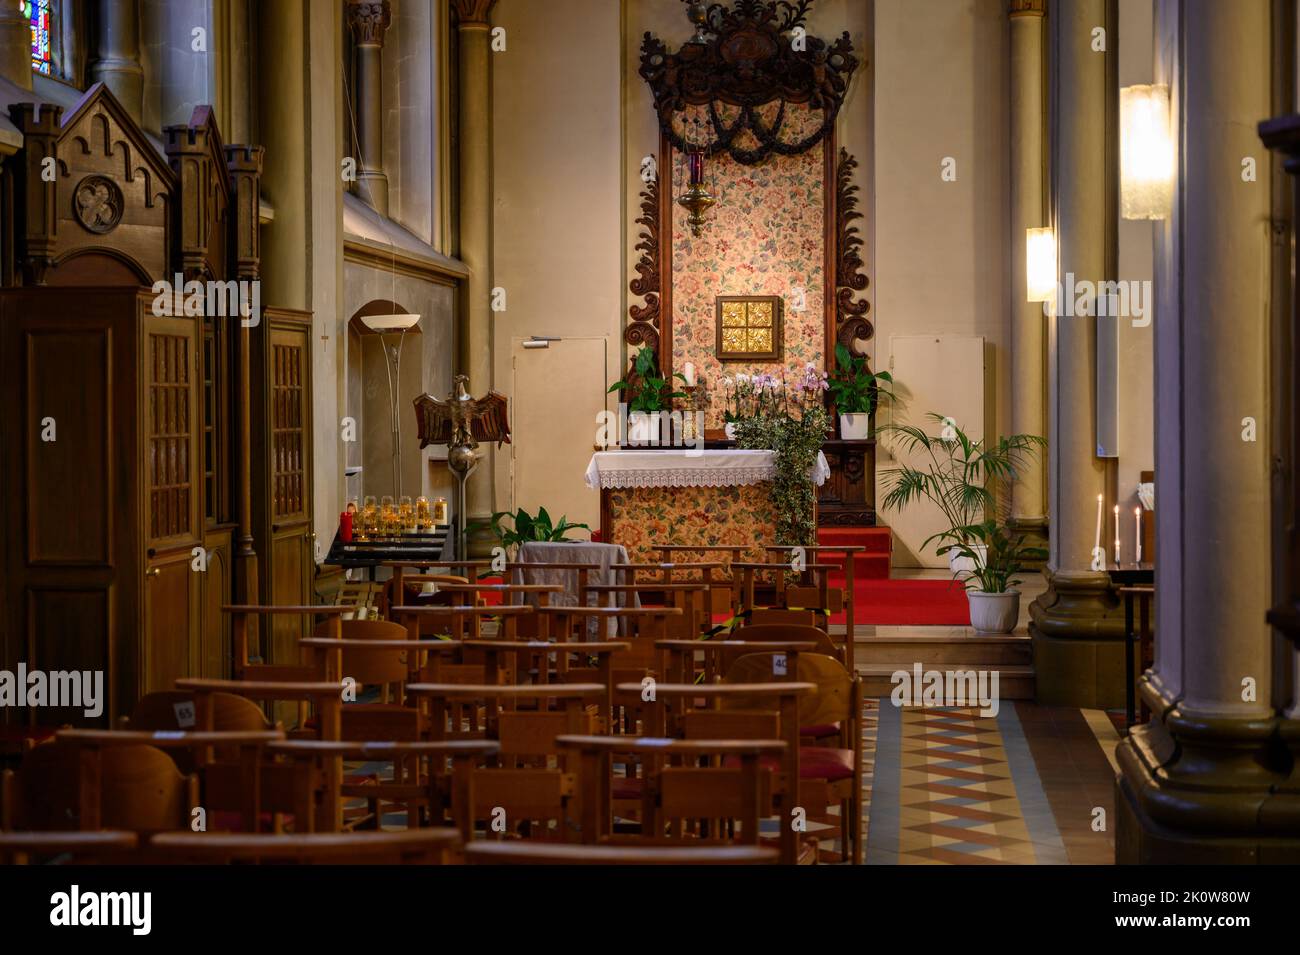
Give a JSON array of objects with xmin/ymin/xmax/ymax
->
[
  {"xmin": 1120, "ymin": 84, "xmax": 1173, "ymax": 220},
  {"xmin": 1026, "ymin": 227, "xmax": 1056, "ymax": 303}
]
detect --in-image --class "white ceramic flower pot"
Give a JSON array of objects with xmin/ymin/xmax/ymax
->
[
  {"xmin": 724, "ymin": 422, "xmax": 738, "ymax": 440},
  {"xmin": 948, "ymin": 543, "xmax": 988, "ymax": 575},
  {"xmin": 839, "ymin": 413, "xmax": 871, "ymax": 440},
  {"xmin": 967, "ymin": 589, "xmax": 1020, "ymax": 634},
  {"xmin": 627, "ymin": 412, "xmax": 659, "ymax": 445}
]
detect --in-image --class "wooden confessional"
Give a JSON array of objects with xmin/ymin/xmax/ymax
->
[{"xmin": 0, "ymin": 83, "xmax": 315, "ymax": 726}]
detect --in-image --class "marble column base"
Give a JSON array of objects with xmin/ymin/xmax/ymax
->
[
  {"xmin": 1115, "ymin": 676, "xmax": 1300, "ymax": 863},
  {"xmin": 1029, "ymin": 567, "xmax": 1128, "ymax": 707}
]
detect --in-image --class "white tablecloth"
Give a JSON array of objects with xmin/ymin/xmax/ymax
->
[
  {"xmin": 512, "ymin": 540, "xmax": 636, "ymax": 637},
  {"xmin": 584, "ymin": 449, "xmax": 830, "ymax": 491}
]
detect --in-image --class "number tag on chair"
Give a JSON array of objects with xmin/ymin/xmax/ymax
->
[
  {"xmin": 773, "ymin": 654, "xmax": 788, "ymax": 677},
  {"xmin": 154, "ymin": 731, "xmax": 186, "ymax": 740},
  {"xmin": 173, "ymin": 702, "xmax": 197, "ymax": 728}
]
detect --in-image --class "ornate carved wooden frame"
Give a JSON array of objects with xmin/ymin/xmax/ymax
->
[
  {"xmin": 626, "ymin": 0, "xmax": 870, "ymax": 384},
  {"xmin": 626, "ymin": 142, "xmax": 872, "ymax": 379}
]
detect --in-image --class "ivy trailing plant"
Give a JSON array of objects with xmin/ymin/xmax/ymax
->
[{"xmin": 734, "ymin": 404, "xmax": 830, "ymax": 548}]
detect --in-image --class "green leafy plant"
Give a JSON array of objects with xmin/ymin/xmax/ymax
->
[
  {"xmin": 879, "ymin": 412, "xmax": 1045, "ymax": 559},
  {"xmin": 827, "ymin": 342, "xmax": 896, "ymax": 415},
  {"xmin": 607, "ymin": 347, "xmax": 688, "ymax": 414},
  {"xmin": 490, "ymin": 506, "xmax": 589, "ymax": 555},
  {"xmin": 946, "ymin": 519, "xmax": 1048, "ymax": 593},
  {"xmin": 734, "ymin": 405, "xmax": 830, "ymax": 547}
]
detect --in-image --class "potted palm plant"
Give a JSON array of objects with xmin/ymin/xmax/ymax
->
[
  {"xmin": 827, "ymin": 342, "xmax": 895, "ymax": 440},
  {"xmin": 880, "ymin": 413, "xmax": 1045, "ymax": 573},
  {"xmin": 946, "ymin": 520, "xmax": 1047, "ymax": 632},
  {"xmin": 607, "ymin": 348, "xmax": 688, "ymax": 445}
]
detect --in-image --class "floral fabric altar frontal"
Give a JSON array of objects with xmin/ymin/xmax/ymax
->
[{"xmin": 585, "ymin": 451, "xmax": 830, "ymax": 567}]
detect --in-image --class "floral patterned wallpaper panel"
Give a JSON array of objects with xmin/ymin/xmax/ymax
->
[
  {"xmin": 670, "ymin": 104, "xmax": 827, "ymax": 429},
  {"xmin": 606, "ymin": 483, "xmax": 778, "ymax": 567}
]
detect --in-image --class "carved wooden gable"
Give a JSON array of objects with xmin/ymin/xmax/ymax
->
[{"xmin": 9, "ymin": 82, "xmax": 175, "ymax": 285}]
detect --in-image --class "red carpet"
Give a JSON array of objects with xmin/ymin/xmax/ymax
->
[
  {"xmin": 832, "ymin": 577, "xmax": 970, "ymax": 626},
  {"xmin": 817, "ymin": 526, "xmax": 892, "ymax": 580}
]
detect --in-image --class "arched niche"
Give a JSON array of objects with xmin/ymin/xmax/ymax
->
[{"xmin": 346, "ymin": 299, "xmax": 426, "ymax": 502}]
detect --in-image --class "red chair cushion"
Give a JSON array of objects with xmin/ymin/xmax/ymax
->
[
  {"xmin": 612, "ymin": 776, "xmax": 643, "ymax": 800},
  {"xmin": 800, "ymin": 722, "xmax": 841, "ymax": 738},
  {"xmin": 726, "ymin": 747, "xmax": 854, "ymax": 782}
]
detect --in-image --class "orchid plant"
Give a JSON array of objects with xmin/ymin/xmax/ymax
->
[{"xmin": 720, "ymin": 365, "xmax": 828, "ymax": 423}]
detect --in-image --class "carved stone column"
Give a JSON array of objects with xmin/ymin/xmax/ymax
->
[
  {"xmin": 1029, "ymin": 0, "xmax": 1125, "ymax": 707},
  {"xmin": 454, "ymin": 0, "xmax": 496, "ymax": 556},
  {"xmin": 1008, "ymin": 0, "xmax": 1047, "ymax": 543},
  {"xmin": 1116, "ymin": 0, "xmax": 1298, "ymax": 863},
  {"xmin": 347, "ymin": 0, "xmax": 392, "ymax": 216},
  {"xmin": 0, "ymin": 0, "xmax": 31, "ymax": 91},
  {"xmin": 88, "ymin": 0, "xmax": 144, "ymax": 123}
]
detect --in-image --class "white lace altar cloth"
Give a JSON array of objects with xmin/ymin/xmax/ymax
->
[{"xmin": 584, "ymin": 450, "xmax": 830, "ymax": 491}]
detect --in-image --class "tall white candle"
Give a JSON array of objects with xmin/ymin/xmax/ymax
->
[
  {"xmin": 683, "ymin": 361, "xmax": 697, "ymax": 387},
  {"xmin": 1094, "ymin": 494, "xmax": 1104, "ymax": 553},
  {"xmin": 1113, "ymin": 505, "xmax": 1121, "ymax": 564},
  {"xmin": 1135, "ymin": 507, "xmax": 1143, "ymax": 564}
]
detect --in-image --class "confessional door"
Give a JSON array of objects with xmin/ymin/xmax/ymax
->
[
  {"xmin": 140, "ymin": 313, "xmax": 204, "ymax": 693},
  {"xmin": 252, "ymin": 309, "xmax": 315, "ymax": 665}
]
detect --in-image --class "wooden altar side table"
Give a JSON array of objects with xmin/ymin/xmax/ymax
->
[{"xmin": 1109, "ymin": 565, "xmax": 1155, "ymax": 734}]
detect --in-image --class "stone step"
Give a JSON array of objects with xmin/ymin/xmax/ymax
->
[
  {"xmin": 852, "ymin": 633, "xmax": 1033, "ymax": 667},
  {"xmin": 857, "ymin": 663, "xmax": 1037, "ymax": 701}
]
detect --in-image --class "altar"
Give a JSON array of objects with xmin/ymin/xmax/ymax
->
[{"xmin": 585, "ymin": 449, "xmax": 831, "ymax": 567}]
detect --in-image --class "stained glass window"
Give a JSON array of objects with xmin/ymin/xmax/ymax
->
[{"xmin": 30, "ymin": 0, "xmax": 52, "ymax": 76}]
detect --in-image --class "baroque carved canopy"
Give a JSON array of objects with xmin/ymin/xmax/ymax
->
[{"xmin": 640, "ymin": 0, "xmax": 858, "ymax": 164}]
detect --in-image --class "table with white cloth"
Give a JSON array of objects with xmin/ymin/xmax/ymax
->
[
  {"xmin": 511, "ymin": 540, "xmax": 639, "ymax": 637},
  {"xmin": 584, "ymin": 449, "xmax": 831, "ymax": 568}
]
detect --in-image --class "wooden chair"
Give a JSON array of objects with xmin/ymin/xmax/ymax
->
[
  {"xmin": 656, "ymin": 639, "xmax": 818, "ymax": 686},
  {"xmin": 120, "ymin": 690, "xmax": 276, "ymax": 773},
  {"xmin": 226, "ymin": 605, "xmax": 357, "ymax": 682},
  {"xmin": 3, "ymin": 738, "xmax": 197, "ymax": 834},
  {"xmin": 267, "ymin": 739, "xmax": 500, "ymax": 838},
  {"xmin": 176, "ymin": 679, "xmax": 348, "ymax": 831},
  {"xmin": 725, "ymin": 652, "xmax": 864, "ymax": 864},
  {"xmin": 390, "ymin": 604, "xmax": 537, "ymax": 641},
  {"xmin": 463, "ymin": 640, "xmax": 628, "ymax": 729},
  {"xmin": 620, "ymin": 681, "xmax": 815, "ymax": 864},
  {"xmin": 536, "ymin": 606, "xmax": 682, "ymax": 734},
  {"xmin": 765, "ymin": 544, "xmax": 863, "ymax": 643},
  {"xmin": 730, "ymin": 623, "xmax": 841, "ymax": 664},
  {"xmin": 585, "ymin": 581, "xmax": 711, "ymax": 639},
  {"xmin": 56, "ymin": 729, "xmax": 284, "ymax": 834},
  {"xmin": 652, "ymin": 546, "xmax": 746, "ymax": 614},
  {"xmin": 464, "ymin": 841, "xmax": 779, "ymax": 865},
  {"xmin": 407, "ymin": 682, "xmax": 603, "ymax": 842},
  {"xmin": 0, "ymin": 831, "xmax": 138, "ymax": 865},
  {"xmin": 557, "ymin": 735, "xmax": 786, "ymax": 853},
  {"xmin": 731, "ymin": 561, "xmax": 842, "ymax": 617},
  {"xmin": 149, "ymin": 829, "xmax": 460, "ymax": 865}
]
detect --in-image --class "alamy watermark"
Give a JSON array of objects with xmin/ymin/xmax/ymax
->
[
  {"xmin": 151, "ymin": 273, "xmax": 260, "ymax": 327},
  {"xmin": 596, "ymin": 405, "xmax": 705, "ymax": 455},
  {"xmin": 1045, "ymin": 272, "xmax": 1152, "ymax": 328},
  {"xmin": 890, "ymin": 663, "xmax": 1000, "ymax": 718},
  {"xmin": 0, "ymin": 663, "xmax": 104, "ymax": 719}
]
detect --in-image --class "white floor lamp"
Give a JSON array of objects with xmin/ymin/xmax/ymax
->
[{"xmin": 361, "ymin": 313, "xmax": 421, "ymax": 498}]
